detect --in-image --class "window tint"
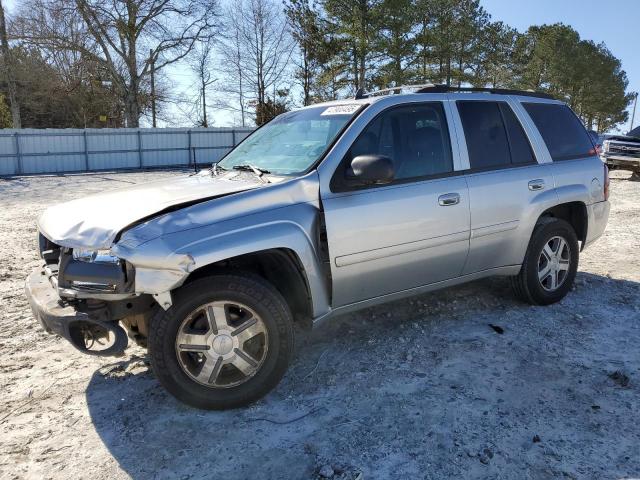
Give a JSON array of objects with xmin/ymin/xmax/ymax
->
[
  {"xmin": 342, "ymin": 103, "xmax": 453, "ymax": 186},
  {"xmin": 523, "ymin": 103, "xmax": 595, "ymax": 161},
  {"xmin": 457, "ymin": 101, "xmax": 511, "ymax": 169},
  {"xmin": 500, "ymin": 103, "xmax": 536, "ymax": 164}
]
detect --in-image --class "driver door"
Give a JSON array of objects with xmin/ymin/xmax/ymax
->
[{"xmin": 321, "ymin": 102, "xmax": 470, "ymax": 307}]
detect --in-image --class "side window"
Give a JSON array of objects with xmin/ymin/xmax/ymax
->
[
  {"xmin": 500, "ymin": 104, "xmax": 536, "ymax": 164},
  {"xmin": 523, "ymin": 103, "xmax": 595, "ymax": 161},
  {"xmin": 457, "ymin": 101, "xmax": 511, "ymax": 169},
  {"xmin": 336, "ymin": 102, "xmax": 453, "ymax": 189}
]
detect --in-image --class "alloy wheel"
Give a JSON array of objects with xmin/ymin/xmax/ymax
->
[
  {"xmin": 175, "ymin": 301, "xmax": 268, "ymax": 388},
  {"xmin": 537, "ymin": 235, "xmax": 571, "ymax": 292}
]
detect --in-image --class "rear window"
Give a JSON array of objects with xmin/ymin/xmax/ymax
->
[
  {"xmin": 523, "ymin": 103, "xmax": 595, "ymax": 161},
  {"xmin": 457, "ymin": 101, "xmax": 536, "ymax": 169},
  {"xmin": 457, "ymin": 101, "xmax": 511, "ymax": 169},
  {"xmin": 501, "ymin": 103, "xmax": 536, "ymax": 164}
]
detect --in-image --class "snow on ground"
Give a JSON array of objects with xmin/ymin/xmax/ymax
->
[{"xmin": 0, "ymin": 169, "xmax": 639, "ymax": 480}]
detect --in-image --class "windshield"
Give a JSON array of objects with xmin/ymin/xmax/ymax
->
[
  {"xmin": 218, "ymin": 104, "xmax": 363, "ymax": 175},
  {"xmin": 628, "ymin": 126, "xmax": 640, "ymax": 139}
]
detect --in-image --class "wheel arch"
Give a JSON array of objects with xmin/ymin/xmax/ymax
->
[
  {"xmin": 184, "ymin": 248, "xmax": 315, "ymax": 328},
  {"xmin": 537, "ymin": 201, "xmax": 588, "ymax": 249}
]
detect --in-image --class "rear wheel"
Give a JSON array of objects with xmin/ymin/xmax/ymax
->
[
  {"xmin": 148, "ymin": 273, "xmax": 294, "ymax": 410},
  {"xmin": 510, "ymin": 218, "xmax": 579, "ymax": 305}
]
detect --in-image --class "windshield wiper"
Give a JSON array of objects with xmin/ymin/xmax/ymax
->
[
  {"xmin": 232, "ymin": 164, "xmax": 271, "ymax": 182},
  {"xmin": 211, "ymin": 163, "xmax": 228, "ymax": 176}
]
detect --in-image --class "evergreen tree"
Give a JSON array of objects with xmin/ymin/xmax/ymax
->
[
  {"xmin": 371, "ymin": 0, "xmax": 416, "ymax": 88},
  {"xmin": 0, "ymin": 93, "xmax": 11, "ymax": 128}
]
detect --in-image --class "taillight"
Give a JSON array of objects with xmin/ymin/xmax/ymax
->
[
  {"xmin": 588, "ymin": 144, "xmax": 602, "ymax": 156},
  {"xmin": 603, "ymin": 163, "xmax": 610, "ymax": 201}
]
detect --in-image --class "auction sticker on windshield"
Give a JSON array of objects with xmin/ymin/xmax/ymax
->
[{"xmin": 321, "ymin": 105, "xmax": 361, "ymax": 116}]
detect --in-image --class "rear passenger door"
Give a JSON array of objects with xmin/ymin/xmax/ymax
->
[{"xmin": 455, "ymin": 99, "xmax": 555, "ymax": 274}]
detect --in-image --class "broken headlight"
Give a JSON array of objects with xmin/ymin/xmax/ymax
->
[{"xmin": 72, "ymin": 249, "xmax": 120, "ymax": 264}]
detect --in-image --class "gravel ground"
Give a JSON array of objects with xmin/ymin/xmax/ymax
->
[{"xmin": 0, "ymin": 169, "xmax": 639, "ymax": 480}]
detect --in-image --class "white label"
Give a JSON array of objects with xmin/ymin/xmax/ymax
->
[{"xmin": 321, "ymin": 104, "xmax": 361, "ymax": 116}]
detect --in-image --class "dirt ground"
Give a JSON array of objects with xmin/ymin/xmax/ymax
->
[{"xmin": 0, "ymin": 168, "xmax": 638, "ymax": 480}]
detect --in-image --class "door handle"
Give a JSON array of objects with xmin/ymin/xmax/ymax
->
[
  {"xmin": 528, "ymin": 179, "xmax": 545, "ymax": 191},
  {"xmin": 438, "ymin": 193, "xmax": 460, "ymax": 206}
]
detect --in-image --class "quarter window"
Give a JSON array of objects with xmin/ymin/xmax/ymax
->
[{"xmin": 523, "ymin": 103, "xmax": 595, "ymax": 161}]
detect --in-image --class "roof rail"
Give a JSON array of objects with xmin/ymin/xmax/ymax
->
[
  {"xmin": 354, "ymin": 83, "xmax": 437, "ymax": 99},
  {"xmin": 415, "ymin": 84, "xmax": 556, "ymax": 100}
]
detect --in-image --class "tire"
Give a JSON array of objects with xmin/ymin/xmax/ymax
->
[
  {"xmin": 148, "ymin": 273, "xmax": 294, "ymax": 410},
  {"xmin": 510, "ymin": 217, "xmax": 579, "ymax": 306}
]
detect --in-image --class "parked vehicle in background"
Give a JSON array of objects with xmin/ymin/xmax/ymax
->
[
  {"xmin": 588, "ymin": 130, "xmax": 603, "ymax": 157},
  {"xmin": 25, "ymin": 85, "xmax": 610, "ymax": 410},
  {"xmin": 602, "ymin": 126, "xmax": 640, "ymax": 178}
]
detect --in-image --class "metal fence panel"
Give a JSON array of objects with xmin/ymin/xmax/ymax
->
[
  {"xmin": 87, "ymin": 129, "xmax": 140, "ymax": 170},
  {"xmin": 0, "ymin": 127, "xmax": 255, "ymax": 176}
]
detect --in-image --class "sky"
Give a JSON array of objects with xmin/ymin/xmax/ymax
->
[
  {"xmin": 482, "ymin": 0, "xmax": 639, "ymax": 133},
  {"xmin": 3, "ymin": 0, "xmax": 638, "ymax": 131}
]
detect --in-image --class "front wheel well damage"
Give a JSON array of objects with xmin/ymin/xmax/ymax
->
[
  {"xmin": 183, "ymin": 249, "xmax": 313, "ymax": 328},
  {"xmin": 539, "ymin": 201, "xmax": 587, "ymax": 247}
]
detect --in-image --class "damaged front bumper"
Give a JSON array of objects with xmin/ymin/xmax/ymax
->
[{"xmin": 25, "ymin": 268, "xmax": 130, "ymax": 356}]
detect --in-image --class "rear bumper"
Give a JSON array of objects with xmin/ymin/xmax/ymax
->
[
  {"xmin": 25, "ymin": 269, "xmax": 128, "ymax": 356},
  {"xmin": 584, "ymin": 200, "xmax": 610, "ymax": 249}
]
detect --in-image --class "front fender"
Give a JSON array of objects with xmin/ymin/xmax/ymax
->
[{"xmin": 112, "ymin": 203, "xmax": 331, "ymax": 318}]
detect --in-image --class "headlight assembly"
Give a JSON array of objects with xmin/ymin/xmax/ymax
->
[{"xmin": 72, "ymin": 249, "xmax": 120, "ymax": 264}]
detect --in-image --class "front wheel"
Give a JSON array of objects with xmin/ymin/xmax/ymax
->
[
  {"xmin": 510, "ymin": 218, "xmax": 579, "ymax": 305},
  {"xmin": 148, "ymin": 273, "xmax": 294, "ymax": 410}
]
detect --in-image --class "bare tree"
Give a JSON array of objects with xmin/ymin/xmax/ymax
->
[
  {"xmin": 219, "ymin": 0, "xmax": 294, "ymax": 126},
  {"xmin": 189, "ymin": 38, "xmax": 216, "ymax": 126},
  {"xmin": 18, "ymin": 0, "xmax": 219, "ymax": 127},
  {"xmin": 0, "ymin": 0, "xmax": 21, "ymax": 127}
]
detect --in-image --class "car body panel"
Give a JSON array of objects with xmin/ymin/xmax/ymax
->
[
  {"xmin": 110, "ymin": 172, "xmax": 331, "ymax": 316},
  {"xmin": 322, "ymin": 176, "xmax": 471, "ymax": 306},
  {"xmin": 461, "ymin": 164, "xmax": 557, "ymax": 274},
  {"xmin": 37, "ymin": 171, "xmax": 265, "ymax": 249}
]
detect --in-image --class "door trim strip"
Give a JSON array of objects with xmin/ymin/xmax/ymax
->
[{"xmin": 334, "ymin": 230, "xmax": 470, "ymax": 267}]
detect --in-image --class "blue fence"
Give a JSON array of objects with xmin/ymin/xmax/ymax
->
[{"xmin": 0, "ymin": 127, "xmax": 254, "ymax": 176}]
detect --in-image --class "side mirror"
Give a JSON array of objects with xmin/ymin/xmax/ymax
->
[{"xmin": 346, "ymin": 154, "xmax": 395, "ymax": 185}]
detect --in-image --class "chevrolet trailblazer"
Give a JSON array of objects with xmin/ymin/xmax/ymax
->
[{"xmin": 26, "ymin": 85, "xmax": 610, "ymax": 409}]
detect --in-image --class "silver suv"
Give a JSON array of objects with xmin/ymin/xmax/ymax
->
[{"xmin": 25, "ymin": 85, "xmax": 610, "ymax": 409}]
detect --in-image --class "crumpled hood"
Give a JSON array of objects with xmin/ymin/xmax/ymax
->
[{"xmin": 38, "ymin": 171, "xmax": 263, "ymax": 249}]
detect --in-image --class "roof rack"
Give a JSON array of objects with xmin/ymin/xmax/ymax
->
[
  {"xmin": 416, "ymin": 84, "xmax": 556, "ymax": 99},
  {"xmin": 354, "ymin": 83, "xmax": 437, "ymax": 99},
  {"xmin": 354, "ymin": 83, "xmax": 555, "ymax": 100}
]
